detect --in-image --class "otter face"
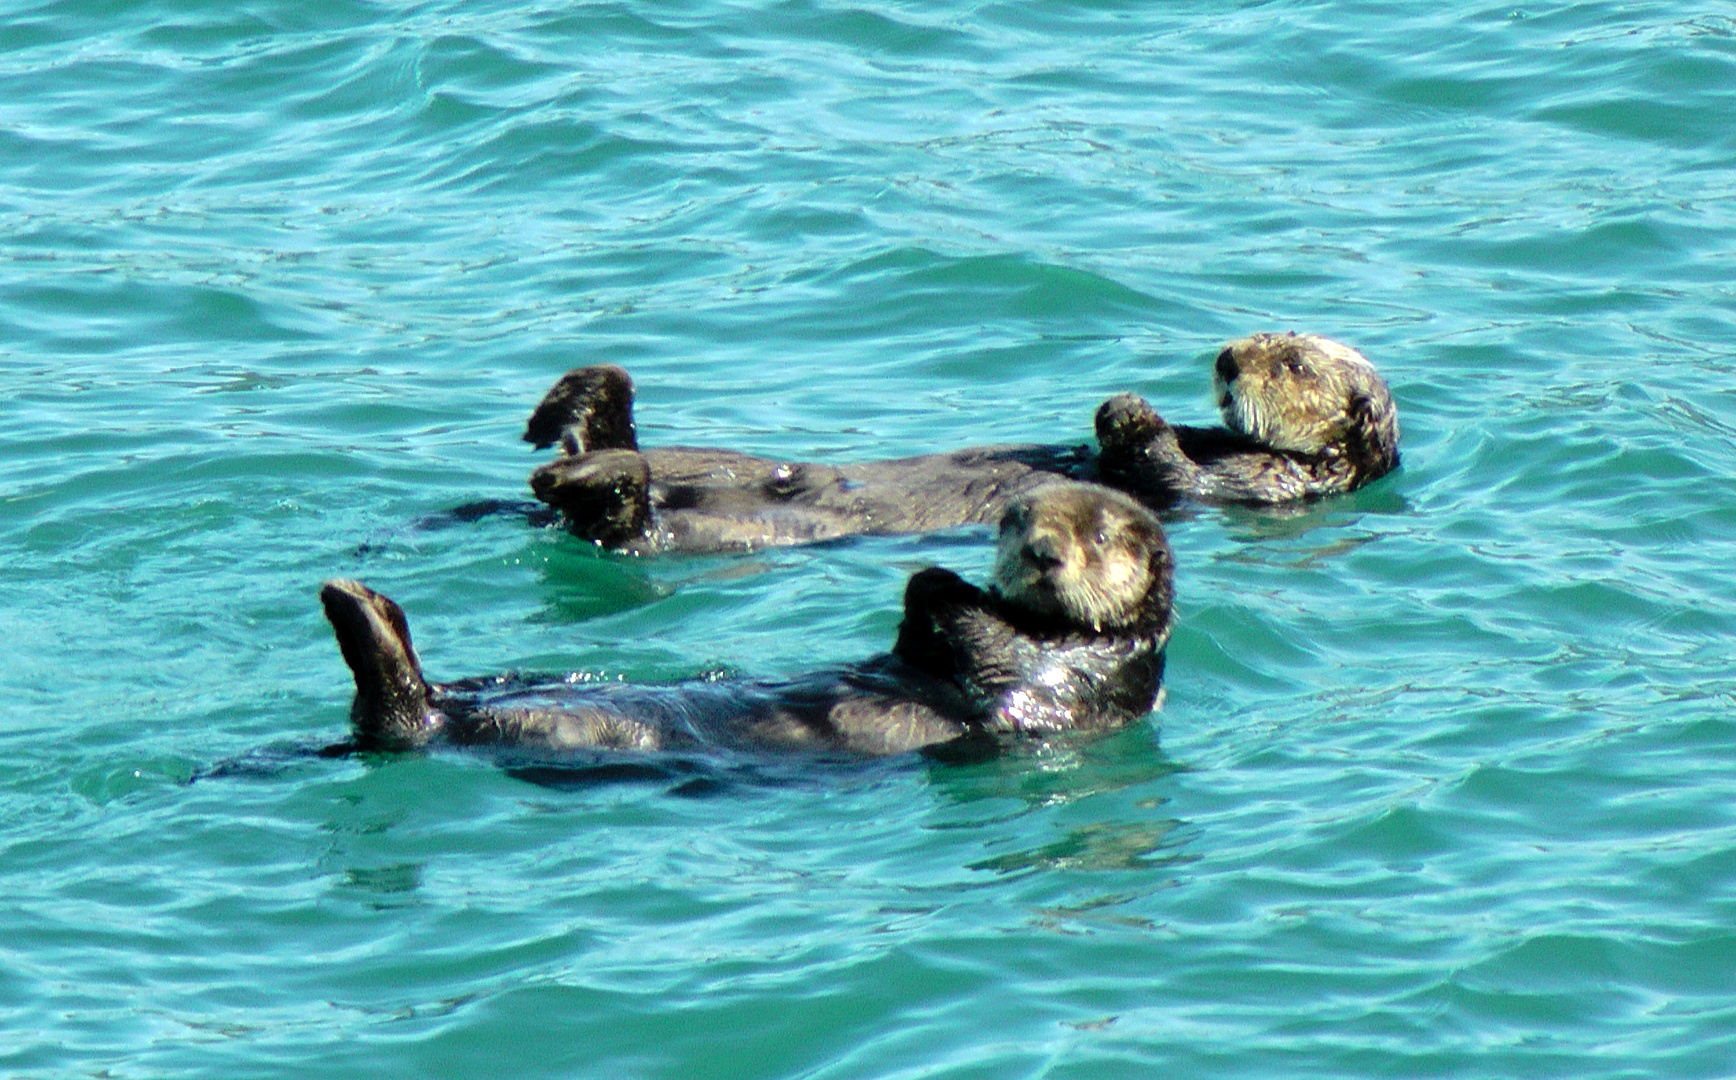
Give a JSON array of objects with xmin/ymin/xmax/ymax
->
[
  {"xmin": 1213, "ymin": 333, "xmax": 1399, "ymax": 465},
  {"xmin": 990, "ymin": 484, "xmax": 1172, "ymax": 634}
]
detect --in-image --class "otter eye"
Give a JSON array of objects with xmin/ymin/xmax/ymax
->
[{"xmin": 1094, "ymin": 529, "xmax": 1108, "ymax": 546}]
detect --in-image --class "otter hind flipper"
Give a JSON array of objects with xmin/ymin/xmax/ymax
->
[
  {"xmin": 319, "ymin": 579, "xmax": 445, "ymax": 751},
  {"xmin": 523, "ymin": 365, "xmax": 639, "ymax": 453},
  {"xmin": 527, "ymin": 448, "xmax": 653, "ymax": 548}
]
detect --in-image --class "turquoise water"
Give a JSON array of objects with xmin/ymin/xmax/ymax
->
[{"xmin": 4, "ymin": 0, "xmax": 1736, "ymax": 1074}]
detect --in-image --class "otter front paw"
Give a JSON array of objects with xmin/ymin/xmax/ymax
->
[
  {"xmin": 1095, "ymin": 393, "xmax": 1170, "ymax": 449},
  {"xmin": 528, "ymin": 448, "xmax": 652, "ymax": 548},
  {"xmin": 894, "ymin": 568, "xmax": 987, "ymax": 679},
  {"xmin": 1094, "ymin": 394, "xmax": 1192, "ymax": 503},
  {"xmin": 902, "ymin": 567, "xmax": 981, "ymax": 612},
  {"xmin": 1096, "ymin": 394, "xmax": 1187, "ymax": 464}
]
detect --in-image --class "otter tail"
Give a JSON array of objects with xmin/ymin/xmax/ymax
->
[{"xmin": 320, "ymin": 579, "xmax": 445, "ymax": 751}]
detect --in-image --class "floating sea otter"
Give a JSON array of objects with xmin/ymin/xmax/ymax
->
[
  {"xmin": 522, "ymin": 333, "xmax": 1399, "ymax": 555},
  {"xmin": 324, "ymin": 484, "xmax": 1173, "ymax": 760}
]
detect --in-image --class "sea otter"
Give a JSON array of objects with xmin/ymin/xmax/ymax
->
[
  {"xmin": 1095, "ymin": 332, "xmax": 1401, "ymax": 506},
  {"xmin": 323, "ymin": 484, "xmax": 1173, "ymax": 759},
  {"xmin": 522, "ymin": 333, "xmax": 1398, "ymax": 554}
]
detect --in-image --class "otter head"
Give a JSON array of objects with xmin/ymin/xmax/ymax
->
[
  {"xmin": 1213, "ymin": 332, "xmax": 1399, "ymax": 477},
  {"xmin": 990, "ymin": 483, "xmax": 1174, "ymax": 636}
]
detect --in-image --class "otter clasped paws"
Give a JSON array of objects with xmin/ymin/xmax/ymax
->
[{"xmin": 1094, "ymin": 393, "xmax": 1196, "ymax": 500}]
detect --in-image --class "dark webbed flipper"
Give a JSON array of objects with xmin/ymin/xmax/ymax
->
[
  {"xmin": 320, "ymin": 579, "xmax": 446, "ymax": 750},
  {"xmin": 527, "ymin": 448, "xmax": 653, "ymax": 549},
  {"xmin": 523, "ymin": 365, "xmax": 639, "ymax": 453}
]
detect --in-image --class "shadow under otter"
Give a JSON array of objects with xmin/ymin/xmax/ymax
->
[
  {"xmin": 323, "ymin": 485, "xmax": 1173, "ymax": 765},
  {"xmin": 521, "ymin": 332, "xmax": 1399, "ymax": 555}
]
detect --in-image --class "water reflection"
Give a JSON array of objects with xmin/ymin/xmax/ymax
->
[
  {"xmin": 1216, "ymin": 481, "xmax": 1410, "ymax": 544},
  {"xmin": 333, "ymin": 861, "xmax": 425, "ymax": 911},
  {"xmin": 530, "ymin": 544, "xmax": 668, "ymax": 623},
  {"xmin": 1216, "ymin": 529, "xmax": 1387, "ymax": 570},
  {"xmin": 970, "ymin": 819, "xmax": 1189, "ymax": 875},
  {"xmin": 339, "ymin": 862, "xmax": 422, "ymax": 895},
  {"xmin": 925, "ymin": 723, "xmax": 1180, "ymax": 816}
]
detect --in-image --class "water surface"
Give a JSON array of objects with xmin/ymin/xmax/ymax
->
[{"xmin": 4, "ymin": 1, "xmax": 1735, "ymax": 1076}]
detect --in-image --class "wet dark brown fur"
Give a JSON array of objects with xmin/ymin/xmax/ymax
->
[
  {"xmin": 1096, "ymin": 333, "xmax": 1400, "ymax": 506},
  {"xmin": 323, "ymin": 485, "xmax": 1172, "ymax": 760},
  {"xmin": 524, "ymin": 334, "xmax": 1397, "ymax": 554}
]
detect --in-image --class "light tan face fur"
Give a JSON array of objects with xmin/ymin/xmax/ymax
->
[
  {"xmin": 991, "ymin": 486, "xmax": 1159, "ymax": 633},
  {"xmin": 1214, "ymin": 332, "xmax": 1395, "ymax": 455}
]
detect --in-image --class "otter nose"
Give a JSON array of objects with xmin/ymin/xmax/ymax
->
[
  {"xmin": 1024, "ymin": 533, "xmax": 1064, "ymax": 571},
  {"xmin": 1215, "ymin": 348, "xmax": 1238, "ymax": 385}
]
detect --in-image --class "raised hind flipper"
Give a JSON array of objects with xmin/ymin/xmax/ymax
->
[
  {"xmin": 523, "ymin": 365, "xmax": 639, "ymax": 453},
  {"xmin": 527, "ymin": 448, "xmax": 653, "ymax": 549},
  {"xmin": 320, "ymin": 579, "xmax": 446, "ymax": 751}
]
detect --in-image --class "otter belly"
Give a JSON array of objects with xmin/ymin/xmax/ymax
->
[
  {"xmin": 432, "ymin": 664, "xmax": 974, "ymax": 758},
  {"xmin": 636, "ymin": 443, "xmax": 1090, "ymax": 551}
]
